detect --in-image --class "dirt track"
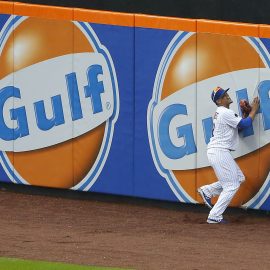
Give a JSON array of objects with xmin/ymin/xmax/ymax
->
[{"xmin": 0, "ymin": 183, "xmax": 270, "ymax": 270}]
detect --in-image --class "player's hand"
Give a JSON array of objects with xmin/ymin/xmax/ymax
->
[
  {"xmin": 251, "ymin": 97, "xmax": 260, "ymax": 113},
  {"xmin": 249, "ymin": 97, "xmax": 260, "ymax": 120},
  {"xmin": 239, "ymin": 99, "xmax": 252, "ymax": 118}
]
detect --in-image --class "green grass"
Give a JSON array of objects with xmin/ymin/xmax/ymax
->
[{"xmin": 0, "ymin": 257, "xmax": 129, "ymax": 270}]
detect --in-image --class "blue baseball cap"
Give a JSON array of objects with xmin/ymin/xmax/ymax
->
[{"xmin": 211, "ymin": 86, "xmax": 230, "ymax": 103}]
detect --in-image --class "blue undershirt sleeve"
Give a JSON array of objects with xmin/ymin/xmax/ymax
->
[{"xmin": 238, "ymin": 116, "xmax": 252, "ymax": 129}]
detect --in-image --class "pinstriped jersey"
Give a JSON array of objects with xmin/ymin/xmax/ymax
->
[{"xmin": 207, "ymin": 106, "xmax": 242, "ymax": 151}]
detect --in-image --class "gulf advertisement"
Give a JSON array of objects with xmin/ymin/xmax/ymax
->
[{"xmin": 1, "ymin": 1, "xmax": 270, "ymax": 211}]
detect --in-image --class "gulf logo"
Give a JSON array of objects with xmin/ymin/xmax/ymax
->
[
  {"xmin": 148, "ymin": 31, "xmax": 270, "ymax": 209},
  {"xmin": 0, "ymin": 15, "xmax": 119, "ymax": 190}
]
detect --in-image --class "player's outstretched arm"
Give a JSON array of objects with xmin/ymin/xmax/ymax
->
[
  {"xmin": 238, "ymin": 97, "xmax": 260, "ymax": 129},
  {"xmin": 249, "ymin": 97, "xmax": 260, "ymax": 121}
]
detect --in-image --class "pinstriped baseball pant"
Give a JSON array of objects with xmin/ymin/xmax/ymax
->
[{"xmin": 201, "ymin": 148, "xmax": 245, "ymax": 221}]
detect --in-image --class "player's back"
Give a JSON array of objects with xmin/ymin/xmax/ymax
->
[{"xmin": 207, "ymin": 106, "xmax": 241, "ymax": 151}]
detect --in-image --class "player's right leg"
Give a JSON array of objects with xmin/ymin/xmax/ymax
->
[{"xmin": 207, "ymin": 183, "xmax": 240, "ymax": 223}]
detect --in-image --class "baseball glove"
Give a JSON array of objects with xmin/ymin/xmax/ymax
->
[{"xmin": 239, "ymin": 99, "xmax": 252, "ymax": 118}]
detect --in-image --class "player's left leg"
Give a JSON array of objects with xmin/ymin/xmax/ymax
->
[
  {"xmin": 198, "ymin": 182, "xmax": 222, "ymax": 209},
  {"xmin": 200, "ymin": 181, "xmax": 222, "ymax": 198}
]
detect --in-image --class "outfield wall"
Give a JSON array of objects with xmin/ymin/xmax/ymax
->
[
  {"xmin": 1, "ymin": 1, "xmax": 270, "ymax": 210},
  {"xmin": 12, "ymin": 0, "xmax": 270, "ymax": 25}
]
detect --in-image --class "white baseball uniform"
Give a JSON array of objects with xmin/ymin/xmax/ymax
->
[{"xmin": 200, "ymin": 106, "xmax": 245, "ymax": 221}]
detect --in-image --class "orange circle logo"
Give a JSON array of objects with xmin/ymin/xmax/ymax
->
[
  {"xmin": 148, "ymin": 31, "xmax": 270, "ymax": 208},
  {"xmin": 0, "ymin": 16, "xmax": 119, "ymax": 190}
]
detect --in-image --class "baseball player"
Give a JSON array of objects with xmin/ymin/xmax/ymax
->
[{"xmin": 198, "ymin": 86, "xmax": 260, "ymax": 224}]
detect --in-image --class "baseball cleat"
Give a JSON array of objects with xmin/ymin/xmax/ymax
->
[
  {"xmin": 207, "ymin": 218, "xmax": 228, "ymax": 224},
  {"xmin": 197, "ymin": 188, "xmax": 213, "ymax": 209}
]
